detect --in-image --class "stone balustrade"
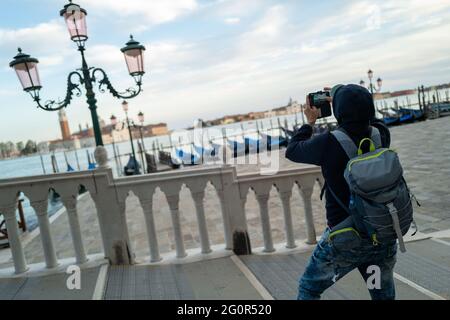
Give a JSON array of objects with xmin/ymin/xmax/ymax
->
[{"xmin": 0, "ymin": 163, "xmax": 322, "ymax": 275}]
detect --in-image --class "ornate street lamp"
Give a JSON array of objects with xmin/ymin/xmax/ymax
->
[
  {"xmin": 110, "ymin": 115, "xmax": 118, "ymax": 127},
  {"xmin": 9, "ymin": 49, "xmax": 42, "ymax": 100},
  {"xmin": 121, "ymin": 101, "xmax": 139, "ymax": 174},
  {"xmin": 138, "ymin": 111, "xmax": 145, "ymax": 124},
  {"xmin": 10, "ymin": 0, "xmax": 147, "ymax": 147},
  {"xmin": 360, "ymin": 69, "xmax": 383, "ymax": 99}
]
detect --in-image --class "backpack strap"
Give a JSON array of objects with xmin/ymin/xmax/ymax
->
[
  {"xmin": 331, "ymin": 129, "xmax": 358, "ymax": 159},
  {"xmin": 387, "ymin": 203, "xmax": 407, "ymax": 253},
  {"xmin": 332, "ymin": 126, "xmax": 383, "ymax": 159},
  {"xmin": 370, "ymin": 127, "xmax": 382, "ymax": 149}
]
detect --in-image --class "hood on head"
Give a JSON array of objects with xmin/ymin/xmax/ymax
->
[{"xmin": 331, "ymin": 84, "xmax": 375, "ymax": 125}]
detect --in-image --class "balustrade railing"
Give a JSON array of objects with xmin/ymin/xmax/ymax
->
[{"xmin": 0, "ymin": 163, "xmax": 322, "ymax": 275}]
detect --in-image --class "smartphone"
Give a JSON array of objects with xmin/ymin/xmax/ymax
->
[{"xmin": 308, "ymin": 91, "xmax": 332, "ymax": 119}]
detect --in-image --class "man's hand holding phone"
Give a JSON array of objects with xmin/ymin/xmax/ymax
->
[
  {"xmin": 303, "ymin": 96, "xmax": 321, "ymax": 126},
  {"xmin": 303, "ymin": 87, "xmax": 333, "ymax": 126}
]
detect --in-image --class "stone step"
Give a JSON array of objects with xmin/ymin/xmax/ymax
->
[
  {"xmin": 0, "ymin": 266, "xmax": 101, "ymax": 300},
  {"xmin": 104, "ymin": 257, "xmax": 264, "ymax": 300},
  {"xmin": 239, "ymin": 251, "xmax": 433, "ymax": 300},
  {"xmin": 395, "ymin": 239, "xmax": 450, "ymax": 299}
]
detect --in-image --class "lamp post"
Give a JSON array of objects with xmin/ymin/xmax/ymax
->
[
  {"xmin": 9, "ymin": 0, "xmax": 147, "ymax": 148},
  {"xmin": 137, "ymin": 112, "xmax": 146, "ymax": 150},
  {"xmin": 122, "ymin": 101, "xmax": 140, "ymax": 175},
  {"xmin": 137, "ymin": 111, "xmax": 147, "ymax": 172},
  {"xmin": 109, "ymin": 115, "xmax": 122, "ymax": 176},
  {"xmin": 360, "ymin": 69, "xmax": 383, "ymax": 100}
]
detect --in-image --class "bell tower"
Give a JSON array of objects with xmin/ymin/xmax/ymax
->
[{"xmin": 58, "ymin": 109, "xmax": 71, "ymax": 141}]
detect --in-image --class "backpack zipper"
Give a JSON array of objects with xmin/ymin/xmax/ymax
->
[
  {"xmin": 329, "ymin": 228, "xmax": 361, "ymax": 241},
  {"xmin": 348, "ymin": 149, "xmax": 396, "ymax": 172}
]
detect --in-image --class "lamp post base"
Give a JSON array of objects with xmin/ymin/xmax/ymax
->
[{"xmin": 94, "ymin": 146, "xmax": 109, "ymax": 168}]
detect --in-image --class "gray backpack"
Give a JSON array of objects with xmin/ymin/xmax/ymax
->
[{"xmin": 330, "ymin": 127, "xmax": 417, "ymax": 252}]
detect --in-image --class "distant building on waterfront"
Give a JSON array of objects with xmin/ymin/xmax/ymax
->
[
  {"xmin": 49, "ymin": 110, "xmax": 80, "ymax": 151},
  {"xmin": 58, "ymin": 109, "xmax": 71, "ymax": 141},
  {"xmin": 101, "ymin": 121, "xmax": 170, "ymax": 143},
  {"xmin": 202, "ymin": 98, "xmax": 302, "ymax": 127},
  {"xmin": 144, "ymin": 123, "xmax": 169, "ymax": 137}
]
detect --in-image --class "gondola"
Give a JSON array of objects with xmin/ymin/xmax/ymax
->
[
  {"xmin": 390, "ymin": 108, "xmax": 415, "ymax": 123},
  {"xmin": 227, "ymin": 139, "xmax": 247, "ymax": 157},
  {"xmin": 63, "ymin": 152, "xmax": 75, "ymax": 172},
  {"xmin": 244, "ymin": 136, "xmax": 264, "ymax": 153},
  {"xmin": 86, "ymin": 151, "xmax": 96, "ymax": 170},
  {"xmin": 378, "ymin": 109, "xmax": 400, "ymax": 126},
  {"xmin": 399, "ymin": 112, "xmax": 414, "ymax": 123},
  {"xmin": 383, "ymin": 116, "xmax": 400, "ymax": 126},
  {"xmin": 260, "ymin": 133, "xmax": 288, "ymax": 150},
  {"xmin": 124, "ymin": 155, "xmax": 141, "ymax": 176},
  {"xmin": 399, "ymin": 108, "xmax": 425, "ymax": 121},
  {"xmin": 174, "ymin": 148, "xmax": 200, "ymax": 165},
  {"xmin": 193, "ymin": 144, "xmax": 218, "ymax": 158}
]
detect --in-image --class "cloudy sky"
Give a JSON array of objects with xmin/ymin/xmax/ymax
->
[{"xmin": 1, "ymin": 0, "xmax": 450, "ymax": 143}]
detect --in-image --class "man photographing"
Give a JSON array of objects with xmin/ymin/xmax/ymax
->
[{"xmin": 286, "ymin": 84, "xmax": 400, "ymax": 300}]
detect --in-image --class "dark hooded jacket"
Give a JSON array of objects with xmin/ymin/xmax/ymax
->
[{"xmin": 286, "ymin": 84, "xmax": 390, "ymax": 228}]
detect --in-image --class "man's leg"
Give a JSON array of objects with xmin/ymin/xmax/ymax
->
[
  {"xmin": 357, "ymin": 245, "xmax": 397, "ymax": 300},
  {"xmin": 298, "ymin": 234, "xmax": 355, "ymax": 300}
]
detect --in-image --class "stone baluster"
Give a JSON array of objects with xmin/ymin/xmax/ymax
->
[
  {"xmin": 2, "ymin": 206, "xmax": 28, "ymax": 274},
  {"xmin": 31, "ymin": 200, "xmax": 58, "ymax": 268},
  {"xmin": 278, "ymin": 190, "xmax": 296, "ymax": 249},
  {"xmin": 216, "ymin": 189, "xmax": 232, "ymax": 250},
  {"xmin": 298, "ymin": 177, "xmax": 317, "ymax": 245},
  {"xmin": 139, "ymin": 198, "xmax": 162, "ymax": 262},
  {"xmin": 165, "ymin": 193, "xmax": 187, "ymax": 258},
  {"xmin": 117, "ymin": 201, "xmax": 135, "ymax": 264},
  {"xmin": 61, "ymin": 196, "xmax": 88, "ymax": 264},
  {"xmin": 191, "ymin": 190, "xmax": 212, "ymax": 254},
  {"xmin": 255, "ymin": 192, "xmax": 275, "ymax": 253}
]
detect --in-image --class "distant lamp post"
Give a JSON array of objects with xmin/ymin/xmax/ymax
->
[
  {"xmin": 137, "ymin": 111, "xmax": 146, "ymax": 149},
  {"xmin": 136, "ymin": 111, "xmax": 147, "ymax": 171},
  {"xmin": 121, "ymin": 101, "xmax": 140, "ymax": 175},
  {"xmin": 138, "ymin": 111, "xmax": 145, "ymax": 124},
  {"xmin": 360, "ymin": 69, "xmax": 383, "ymax": 99},
  {"xmin": 110, "ymin": 115, "xmax": 118, "ymax": 127},
  {"xmin": 9, "ymin": 0, "xmax": 147, "ymax": 148}
]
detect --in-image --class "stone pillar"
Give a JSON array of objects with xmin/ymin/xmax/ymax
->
[
  {"xmin": 165, "ymin": 194, "xmax": 187, "ymax": 258},
  {"xmin": 118, "ymin": 201, "xmax": 135, "ymax": 264},
  {"xmin": 299, "ymin": 185, "xmax": 317, "ymax": 245},
  {"xmin": 219, "ymin": 168, "xmax": 251, "ymax": 255},
  {"xmin": 139, "ymin": 198, "xmax": 162, "ymax": 262},
  {"xmin": 191, "ymin": 190, "xmax": 212, "ymax": 254},
  {"xmin": 61, "ymin": 197, "xmax": 88, "ymax": 264},
  {"xmin": 94, "ymin": 146, "xmax": 109, "ymax": 169},
  {"xmin": 256, "ymin": 193, "xmax": 275, "ymax": 253},
  {"xmin": 216, "ymin": 189, "xmax": 233, "ymax": 250},
  {"xmin": 279, "ymin": 190, "xmax": 296, "ymax": 249},
  {"xmin": 31, "ymin": 200, "xmax": 58, "ymax": 269},
  {"xmin": 90, "ymin": 169, "xmax": 134, "ymax": 265},
  {"xmin": 3, "ymin": 206, "xmax": 28, "ymax": 274}
]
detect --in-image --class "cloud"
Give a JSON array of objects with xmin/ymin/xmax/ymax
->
[
  {"xmin": 86, "ymin": 0, "xmax": 199, "ymax": 26},
  {"xmin": 3, "ymin": 0, "xmax": 450, "ymax": 142},
  {"xmin": 224, "ymin": 17, "xmax": 240, "ymax": 25},
  {"xmin": 212, "ymin": 0, "xmax": 264, "ymax": 17},
  {"xmin": 0, "ymin": 20, "xmax": 69, "ymax": 57}
]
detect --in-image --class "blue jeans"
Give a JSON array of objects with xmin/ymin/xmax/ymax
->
[{"xmin": 298, "ymin": 229, "xmax": 397, "ymax": 300}]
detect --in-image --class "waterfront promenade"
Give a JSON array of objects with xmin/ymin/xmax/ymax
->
[{"xmin": 0, "ymin": 117, "xmax": 449, "ymax": 299}]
